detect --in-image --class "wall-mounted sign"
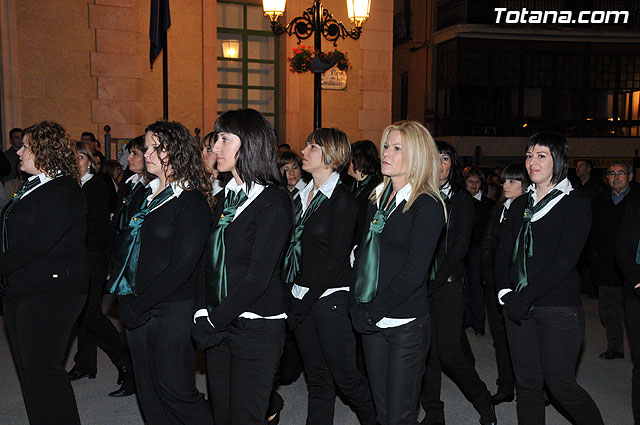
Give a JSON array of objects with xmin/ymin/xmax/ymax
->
[{"xmin": 322, "ymin": 68, "xmax": 347, "ymax": 90}]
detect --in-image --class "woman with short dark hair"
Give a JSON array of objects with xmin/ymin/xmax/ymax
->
[
  {"xmin": 2, "ymin": 121, "xmax": 88, "ymax": 425},
  {"xmin": 191, "ymin": 108, "xmax": 293, "ymax": 425},
  {"xmin": 495, "ymin": 132, "xmax": 604, "ymax": 425},
  {"xmin": 108, "ymin": 120, "xmax": 214, "ymax": 424},
  {"xmin": 277, "ymin": 150, "xmax": 307, "ymax": 195}
]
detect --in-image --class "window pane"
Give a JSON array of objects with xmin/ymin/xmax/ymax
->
[
  {"xmin": 246, "ymin": 5, "xmax": 271, "ymax": 31},
  {"xmin": 247, "ymin": 89, "xmax": 274, "ymax": 113},
  {"xmin": 218, "ymin": 87, "xmax": 243, "ymax": 110},
  {"xmin": 218, "ymin": 60, "xmax": 242, "ymax": 85},
  {"xmin": 217, "ymin": 3, "xmax": 243, "ymax": 29},
  {"xmin": 248, "ymin": 62, "xmax": 275, "ymax": 87},
  {"xmin": 247, "ymin": 35, "xmax": 274, "ymax": 60},
  {"xmin": 218, "ymin": 33, "xmax": 243, "ymax": 59}
]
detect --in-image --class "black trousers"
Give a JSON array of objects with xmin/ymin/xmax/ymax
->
[
  {"xmin": 74, "ymin": 251, "xmax": 130, "ymax": 372},
  {"xmin": 625, "ymin": 297, "xmax": 640, "ymax": 425},
  {"xmin": 294, "ymin": 291, "xmax": 376, "ymax": 425},
  {"xmin": 505, "ymin": 305, "xmax": 604, "ymax": 425},
  {"xmin": 362, "ymin": 314, "xmax": 430, "ymax": 425},
  {"xmin": 465, "ymin": 247, "xmax": 486, "ymax": 330},
  {"xmin": 486, "ymin": 280, "xmax": 514, "ymax": 393},
  {"xmin": 421, "ymin": 279, "xmax": 492, "ymax": 424},
  {"xmin": 4, "ymin": 292, "xmax": 85, "ymax": 425},
  {"xmin": 207, "ymin": 318, "xmax": 285, "ymax": 425},
  {"xmin": 127, "ymin": 299, "xmax": 212, "ymax": 425},
  {"xmin": 598, "ymin": 286, "xmax": 624, "ymax": 353}
]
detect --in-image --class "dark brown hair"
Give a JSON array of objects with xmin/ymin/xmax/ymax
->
[{"xmin": 23, "ymin": 121, "xmax": 80, "ymax": 180}]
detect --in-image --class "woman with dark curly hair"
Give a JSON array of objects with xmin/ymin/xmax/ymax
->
[
  {"xmin": 1, "ymin": 121, "xmax": 88, "ymax": 425},
  {"xmin": 191, "ymin": 108, "xmax": 293, "ymax": 425},
  {"xmin": 107, "ymin": 120, "xmax": 213, "ymax": 424}
]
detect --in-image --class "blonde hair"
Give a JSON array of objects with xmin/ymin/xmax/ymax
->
[
  {"xmin": 306, "ymin": 128, "xmax": 351, "ymax": 172},
  {"xmin": 373, "ymin": 121, "xmax": 446, "ymax": 216}
]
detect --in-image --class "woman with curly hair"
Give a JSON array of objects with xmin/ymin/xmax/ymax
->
[
  {"xmin": 191, "ymin": 108, "xmax": 293, "ymax": 425},
  {"xmin": 1, "ymin": 121, "xmax": 88, "ymax": 425},
  {"xmin": 107, "ymin": 120, "xmax": 213, "ymax": 424}
]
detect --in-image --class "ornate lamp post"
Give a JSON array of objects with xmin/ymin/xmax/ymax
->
[{"xmin": 263, "ymin": 0, "xmax": 371, "ymax": 129}]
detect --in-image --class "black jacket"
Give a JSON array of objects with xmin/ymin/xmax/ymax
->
[
  {"xmin": 615, "ymin": 195, "xmax": 640, "ymax": 298},
  {"xmin": 495, "ymin": 190, "xmax": 591, "ymax": 307},
  {"xmin": 1, "ymin": 176, "xmax": 89, "ymax": 302},
  {"xmin": 203, "ymin": 185, "xmax": 293, "ymax": 330},
  {"xmin": 82, "ymin": 175, "xmax": 111, "ymax": 253},
  {"xmin": 469, "ymin": 194, "xmax": 495, "ymax": 250},
  {"xmin": 429, "ymin": 189, "xmax": 475, "ymax": 295},
  {"xmin": 357, "ymin": 193, "xmax": 445, "ymax": 320}
]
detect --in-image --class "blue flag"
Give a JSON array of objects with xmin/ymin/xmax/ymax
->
[{"xmin": 150, "ymin": 0, "xmax": 171, "ymax": 68}]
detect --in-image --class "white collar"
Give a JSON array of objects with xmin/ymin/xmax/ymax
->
[
  {"xmin": 503, "ymin": 198, "xmax": 514, "ymax": 210},
  {"xmin": 526, "ymin": 177, "xmax": 573, "ymax": 222},
  {"xmin": 441, "ymin": 182, "xmax": 452, "ymax": 198},
  {"xmin": 224, "ymin": 179, "xmax": 266, "ymax": 221},
  {"xmin": 21, "ymin": 172, "xmax": 58, "ymax": 199},
  {"xmin": 80, "ymin": 173, "xmax": 94, "ymax": 187},
  {"xmin": 211, "ymin": 177, "xmax": 224, "ymax": 195},
  {"xmin": 146, "ymin": 179, "xmax": 187, "ymax": 212},
  {"xmin": 126, "ymin": 173, "xmax": 145, "ymax": 185},
  {"xmin": 293, "ymin": 179, "xmax": 307, "ymax": 192},
  {"xmin": 473, "ymin": 190, "xmax": 482, "ymax": 201},
  {"xmin": 374, "ymin": 182, "xmax": 413, "ymax": 215},
  {"xmin": 299, "ymin": 172, "xmax": 340, "ymax": 212}
]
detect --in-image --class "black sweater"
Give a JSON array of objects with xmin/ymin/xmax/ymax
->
[
  {"xmin": 121, "ymin": 189, "xmax": 212, "ymax": 312},
  {"xmin": 297, "ymin": 184, "xmax": 357, "ymax": 306},
  {"xmin": 495, "ymin": 190, "xmax": 591, "ymax": 306},
  {"xmin": 82, "ymin": 175, "xmax": 111, "ymax": 253},
  {"xmin": 1, "ymin": 176, "xmax": 89, "ymax": 301},
  {"xmin": 429, "ymin": 189, "xmax": 475, "ymax": 295},
  {"xmin": 204, "ymin": 186, "xmax": 293, "ymax": 330},
  {"xmin": 358, "ymin": 193, "xmax": 445, "ymax": 320},
  {"xmin": 615, "ymin": 195, "xmax": 640, "ymax": 298}
]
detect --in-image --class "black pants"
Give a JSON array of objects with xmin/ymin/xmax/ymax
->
[
  {"xmin": 295, "ymin": 291, "xmax": 376, "ymax": 425},
  {"xmin": 486, "ymin": 280, "xmax": 514, "ymax": 394},
  {"xmin": 625, "ymin": 297, "xmax": 640, "ymax": 425},
  {"xmin": 422, "ymin": 279, "xmax": 492, "ymax": 424},
  {"xmin": 127, "ymin": 298, "xmax": 212, "ymax": 425},
  {"xmin": 362, "ymin": 314, "xmax": 429, "ymax": 425},
  {"xmin": 4, "ymin": 292, "xmax": 85, "ymax": 425},
  {"xmin": 207, "ymin": 318, "xmax": 285, "ymax": 425},
  {"xmin": 598, "ymin": 286, "xmax": 624, "ymax": 353},
  {"xmin": 505, "ymin": 305, "xmax": 604, "ymax": 425},
  {"xmin": 465, "ymin": 247, "xmax": 486, "ymax": 331},
  {"xmin": 74, "ymin": 251, "xmax": 130, "ymax": 372}
]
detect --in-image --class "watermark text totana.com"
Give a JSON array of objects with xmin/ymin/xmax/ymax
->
[{"xmin": 494, "ymin": 8, "xmax": 629, "ymax": 24}]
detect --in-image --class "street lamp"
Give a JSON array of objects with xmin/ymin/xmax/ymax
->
[
  {"xmin": 221, "ymin": 40, "xmax": 240, "ymax": 59},
  {"xmin": 263, "ymin": 0, "xmax": 371, "ymax": 129}
]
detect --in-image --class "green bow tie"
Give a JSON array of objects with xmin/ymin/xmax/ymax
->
[
  {"xmin": 205, "ymin": 189, "xmax": 248, "ymax": 311},
  {"xmin": 107, "ymin": 185, "xmax": 173, "ymax": 295},
  {"xmin": 115, "ymin": 181, "xmax": 146, "ymax": 232},
  {"xmin": 1, "ymin": 177, "xmax": 42, "ymax": 252},
  {"xmin": 282, "ymin": 189, "xmax": 328, "ymax": 284},
  {"xmin": 510, "ymin": 189, "xmax": 563, "ymax": 292},
  {"xmin": 354, "ymin": 183, "xmax": 397, "ymax": 303}
]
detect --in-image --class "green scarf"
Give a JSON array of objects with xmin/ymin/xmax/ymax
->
[
  {"xmin": 115, "ymin": 180, "xmax": 146, "ymax": 232},
  {"xmin": 510, "ymin": 188, "xmax": 564, "ymax": 292},
  {"xmin": 205, "ymin": 189, "xmax": 248, "ymax": 311},
  {"xmin": 354, "ymin": 183, "xmax": 397, "ymax": 303},
  {"xmin": 107, "ymin": 185, "xmax": 175, "ymax": 295}
]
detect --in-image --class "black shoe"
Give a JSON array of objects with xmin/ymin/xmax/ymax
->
[
  {"xmin": 491, "ymin": 390, "xmax": 514, "ymax": 405},
  {"xmin": 474, "ymin": 328, "xmax": 485, "ymax": 336},
  {"xmin": 108, "ymin": 381, "xmax": 136, "ymax": 397},
  {"xmin": 480, "ymin": 403, "xmax": 497, "ymax": 425},
  {"xmin": 599, "ymin": 350, "xmax": 624, "ymax": 360},
  {"xmin": 68, "ymin": 367, "xmax": 97, "ymax": 381}
]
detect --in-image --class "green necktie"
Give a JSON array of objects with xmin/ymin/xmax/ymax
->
[
  {"xmin": 107, "ymin": 185, "xmax": 174, "ymax": 295},
  {"xmin": 635, "ymin": 240, "xmax": 640, "ymax": 264},
  {"xmin": 282, "ymin": 189, "xmax": 328, "ymax": 284},
  {"xmin": 351, "ymin": 176, "xmax": 372, "ymax": 198},
  {"xmin": 428, "ymin": 190, "xmax": 449, "ymax": 280},
  {"xmin": 354, "ymin": 183, "xmax": 396, "ymax": 303},
  {"xmin": 205, "ymin": 189, "xmax": 248, "ymax": 311},
  {"xmin": 116, "ymin": 181, "xmax": 146, "ymax": 232},
  {"xmin": 510, "ymin": 188, "xmax": 564, "ymax": 292},
  {"xmin": 1, "ymin": 177, "xmax": 42, "ymax": 252}
]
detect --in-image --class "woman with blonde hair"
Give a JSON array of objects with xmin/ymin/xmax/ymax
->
[{"xmin": 350, "ymin": 120, "xmax": 445, "ymax": 425}]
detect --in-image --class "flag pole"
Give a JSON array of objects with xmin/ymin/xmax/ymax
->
[{"xmin": 162, "ymin": 32, "xmax": 168, "ymax": 120}]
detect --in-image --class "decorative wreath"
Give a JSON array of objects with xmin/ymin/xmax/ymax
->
[{"xmin": 288, "ymin": 45, "xmax": 352, "ymax": 74}]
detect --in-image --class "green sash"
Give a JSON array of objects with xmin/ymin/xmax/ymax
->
[
  {"xmin": 115, "ymin": 180, "xmax": 146, "ymax": 232},
  {"xmin": 354, "ymin": 183, "xmax": 397, "ymax": 303}
]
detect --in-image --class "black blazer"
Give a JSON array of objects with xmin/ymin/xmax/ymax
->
[
  {"xmin": 495, "ymin": 190, "xmax": 591, "ymax": 307},
  {"xmin": 469, "ymin": 194, "xmax": 495, "ymax": 249},
  {"xmin": 0, "ymin": 176, "xmax": 89, "ymax": 302},
  {"xmin": 429, "ymin": 189, "xmax": 475, "ymax": 295},
  {"xmin": 82, "ymin": 175, "xmax": 111, "ymax": 253},
  {"xmin": 615, "ymin": 195, "xmax": 640, "ymax": 298},
  {"xmin": 297, "ymin": 183, "xmax": 357, "ymax": 306},
  {"xmin": 358, "ymin": 193, "xmax": 445, "ymax": 320},
  {"xmin": 120, "ymin": 189, "xmax": 212, "ymax": 312},
  {"xmin": 204, "ymin": 185, "xmax": 293, "ymax": 330}
]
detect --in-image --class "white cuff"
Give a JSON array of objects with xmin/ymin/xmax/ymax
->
[
  {"xmin": 193, "ymin": 309, "xmax": 214, "ymax": 328},
  {"xmin": 497, "ymin": 288, "xmax": 513, "ymax": 306}
]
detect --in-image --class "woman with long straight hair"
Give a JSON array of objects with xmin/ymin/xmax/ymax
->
[
  {"xmin": 191, "ymin": 108, "xmax": 293, "ymax": 425},
  {"xmin": 495, "ymin": 132, "xmax": 604, "ymax": 425},
  {"xmin": 283, "ymin": 127, "xmax": 376, "ymax": 425},
  {"xmin": 108, "ymin": 120, "xmax": 214, "ymax": 425},
  {"xmin": 351, "ymin": 121, "xmax": 445, "ymax": 425}
]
